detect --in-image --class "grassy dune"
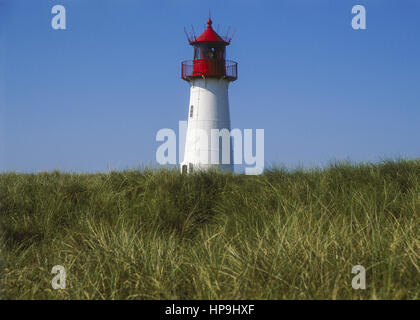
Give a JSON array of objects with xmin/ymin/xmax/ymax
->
[{"xmin": 0, "ymin": 160, "xmax": 419, "ymax": 299}]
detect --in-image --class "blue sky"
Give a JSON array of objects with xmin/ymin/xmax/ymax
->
[{"xmin": 0, "ymin": 0, "xmax": 419, "ymax": 172}]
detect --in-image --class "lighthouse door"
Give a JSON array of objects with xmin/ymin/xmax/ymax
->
[{"xmin": 182, "ymin": 164, "xmax": 187, "ymax": 174}]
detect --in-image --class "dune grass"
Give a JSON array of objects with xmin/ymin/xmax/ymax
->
[{"xmin": 0, "ymin": 160, "xmax": 419, "ymax": 299}]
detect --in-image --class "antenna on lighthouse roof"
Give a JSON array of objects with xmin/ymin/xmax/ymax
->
[
  {"xmin": 184, "ymin": 26, "xmax": 190, "ymax": 42},
  {"xmin": 228, "ymin": 28, "xmax": 236, "ymax": 43},
  {"xmin": 207, "ymin": 9, "xmax": 214, "ymax": 28},
  {"xmin": 225, "ymin": 26, "xmax": 231, "ymax": 40},
  {"xmin": 191, "ymin": 24, "xmax": 197, "ymax": 41},
  {"xmin": 184, "ymin": 26, "xmax": 192, "ymax": 43},
  {"xmin": 184, "ymin": 26, "xmax": 196, "ymax": 43}
]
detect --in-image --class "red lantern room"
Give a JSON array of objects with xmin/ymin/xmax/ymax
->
[{"xmin": 182, "ymin": 17, "xmax": 237, "ymax": 82}]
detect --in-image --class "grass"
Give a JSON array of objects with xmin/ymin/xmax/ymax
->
[{"xmin": 0, "ymin": 160, "xmax": 419, "ymax": 299}]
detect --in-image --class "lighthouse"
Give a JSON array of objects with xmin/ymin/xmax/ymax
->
[{"xmin": 181, "ymin": 16, "xmax": 238, "ymax": 173}]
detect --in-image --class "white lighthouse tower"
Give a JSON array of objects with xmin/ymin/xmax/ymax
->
[{"xmin": 181, "ymin": 16, "xmax": 238, "ymax": 173}]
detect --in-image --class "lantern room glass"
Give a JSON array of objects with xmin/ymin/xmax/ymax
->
[{"xmin": 193, "ymin": 45, "xmax": 226, "ymax": 60}]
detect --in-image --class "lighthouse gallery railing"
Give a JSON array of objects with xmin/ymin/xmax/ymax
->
[{"xmin": 181, "ymin": 60, "xmax": 238, "ymax": 81}]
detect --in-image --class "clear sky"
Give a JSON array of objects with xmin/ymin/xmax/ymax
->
[{"xmin": 1, "ymin": 0, "xmax": 419, "ymax": 172}]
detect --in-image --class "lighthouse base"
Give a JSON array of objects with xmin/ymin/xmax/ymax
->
[{"xmin": 180, "ymin": 162, "xmax": 233, "ymax": 174}]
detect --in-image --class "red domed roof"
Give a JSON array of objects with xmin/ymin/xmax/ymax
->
[{"xmin": 191, "ymin": 18, "xmax": 229, "ymax": 45}]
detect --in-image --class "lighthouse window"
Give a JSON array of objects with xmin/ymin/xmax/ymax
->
[
  {"xmin": 200, "ymin": 46, "xmax": 209, "ymax": 59},
  {"xmin": 190, "ymin": 105, "xmax": 194, "ymax": 118},
  {"xmin": 194, "ymin": 45, "xmax": 226, "ymax": 60},
  {"xmin": 208, "ymin": 48, "xmax": 216, "ymax": 59},
  {"xmin": 217, "ymin": 47, "xmax": 226, "ymax": 59},
  {"xmin": 194, "ymin": 47, "xmax": 200, "ymax": 60}
]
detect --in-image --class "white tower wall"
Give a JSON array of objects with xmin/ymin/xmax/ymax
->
[{"xmin": 181, "ymin": 78, "xmax": 233, "ymax": 173}]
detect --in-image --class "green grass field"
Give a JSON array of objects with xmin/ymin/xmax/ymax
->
[{"xmin": 0, "ymin": 160, "xmax": 419, "ymax": 299}]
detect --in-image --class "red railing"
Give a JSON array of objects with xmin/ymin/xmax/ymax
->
[{"xmin": 181, "ymin": 59, "xmax": 237, "ymax": 81}]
